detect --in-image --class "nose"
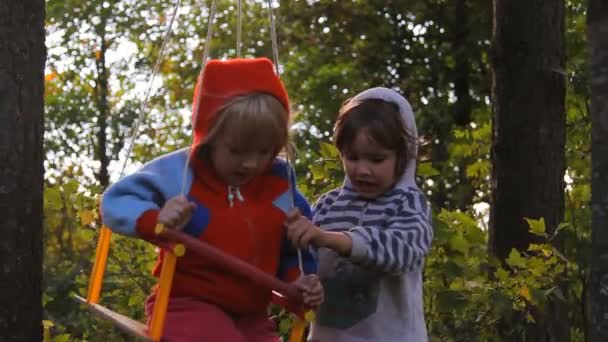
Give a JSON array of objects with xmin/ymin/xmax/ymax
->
[{"xmin": 353, "ymin": 161, "xmax": 371, "ymax": 176}]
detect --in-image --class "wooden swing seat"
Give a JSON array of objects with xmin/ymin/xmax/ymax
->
[{"xmin": 74, "ymin": 295, "xmax": 152, "ymax": 341}]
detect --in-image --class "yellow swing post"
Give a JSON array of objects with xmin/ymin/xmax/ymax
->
[
  {"xmin": 86, "ymin": 225, "xmax": 112, "ymax": 303},
  {"xmin": 289, "ymin": 319, "xmax": 307, "ymax": 342},
  {"xmin": 148, "ymin": 252, "xmax": 177, "ymax": 340},
  {"xmin": 148, "ymin": 224, "xmax": 185, "ymax": 341},
  {"xmin": 289, "ymin": 311, "xmax": 316, "ymax": 342},
  {"xmin": 76, "ymin": 223, "xmax": 152, "ymax": 340},
  {"xmin": 78, "ymin": 223, "xmax": 185, "ymax": 341}
]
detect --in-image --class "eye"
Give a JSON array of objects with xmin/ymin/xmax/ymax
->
[
  {"xmin": 344, "ymin": 153, "xmax": 358, "ymax": 161},
  {"xmin": 371, "ymin": 156, "xmax": 386, "ymax": 163}
]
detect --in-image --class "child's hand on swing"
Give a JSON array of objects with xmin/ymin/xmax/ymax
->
[
  {"xmin": 286, "ymin": 209, "xmax": 353, "ymax": 257},
  {"xmin": 286, "ymin": 208, "xmax": 324, "ymax": 248},
  {"xmin": 158, "ymin": 195, "xmax": 196, "ymax": 231},
  {"xmin": 293, "ymin": 274, "xmax": 324, "ymax": 310}
]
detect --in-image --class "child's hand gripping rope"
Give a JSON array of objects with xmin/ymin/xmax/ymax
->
[{"xmin": 157, "ymin": 196, "xmax": 197, "ymax": 231}]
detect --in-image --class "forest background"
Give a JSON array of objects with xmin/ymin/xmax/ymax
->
[{"xmin": 40, "ymin": 0, "xmax": 595, "ymax": 341}]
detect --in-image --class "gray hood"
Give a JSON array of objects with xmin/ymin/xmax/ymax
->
[{"xmin": 344, "ymin": 87, "xmax": 419, "ymax": 191}]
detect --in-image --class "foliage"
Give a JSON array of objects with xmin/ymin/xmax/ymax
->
[
  {"xmin": 42, "ymin": 0, "xmax": 591, "ymax": 341},
  {"xmin": 43, "ymin": 169, "xmax": 156, "ymax": 340},
  {"xmin": 425, "ymin": 213, "xmax": 584, "ymax": 341},
  {"xmin": 281, "ymin": 0, "xmax": 492, "ymax": 211}
]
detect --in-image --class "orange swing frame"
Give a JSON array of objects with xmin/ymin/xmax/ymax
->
[{"xmin": 75, "ymin": 225, "xmax": 311, "ymax": 341}]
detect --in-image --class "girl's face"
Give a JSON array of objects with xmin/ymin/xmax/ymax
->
[
  {"xmin": 342, "ymin": 128, "xmax": 397, "ymax": 199},
  {"xmin": 210, "ymin": 135, "xmax": 275, "ymax": 186}
]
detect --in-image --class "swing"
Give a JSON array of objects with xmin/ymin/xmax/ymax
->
[{"xmin": 74, "ymin": 1, "xmax": 313, "ymax": 340}]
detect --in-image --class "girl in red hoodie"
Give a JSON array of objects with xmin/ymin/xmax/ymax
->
[{"xmin": 101, "ymin": 58, "xmax": 322, "ymax": 341}]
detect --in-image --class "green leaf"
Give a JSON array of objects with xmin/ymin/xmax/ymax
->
[
  {"xmin": 436, "ymin": 290, "xmax": 468, "ymax": 313},
  {"xmin": 495, "ymin": 268, "xmax": 510, "ymax": 282},
  {"xmin": 319, "ymin": 142, "xmax": 339, "ymax": 158},
  {"xmin": 43, "ymin": 293, "xmax": 54, "ymax": 307},
  {"xmin": 525, "ymin": 217, "xmax": 547, "ymax": 238},
  {"xmin": 278, "ymin": 317, "xmax": 292, "ymax": 335},
  {"xmin": 310, "ymin": 164, "xmax": 326, "ymax": 181},
  {"xmin": 466, "ymin": 160, "xmax": 490, "ymax": 179},
  {"xmin": 63, "ymin": 179, "xmax": 80, "ymax": 196},
  {"xmin": 128, "ymin": 293, "xmax": 141, "ymax": 307},
  {"xmin": 465, "ymin": 225, "xmax": 486, "ymax": 245},
  {"xmin": 506, "ymin": 249, "xmax": 526, "ymax": 268},
  {"xmin": 551, "ymin": 222, "xmax": 571, "ymax": 239},
  {"xmin": 53, "ymin": 334, "xmax": 71, "ymax": 342},
  {"xmin": 449, "ymin": 235, "xmax": 469, "ymax": 254},
  {"xmin": 45, "ymin": 187, "xmax": 63, "ymax": 210},
  {"xmin": 417, "ymin": 162, "xmax": 440, "ymax": 177},
  {"xmin": 449, "ymin": 278, "xmax": 464, "ymax": 290}
]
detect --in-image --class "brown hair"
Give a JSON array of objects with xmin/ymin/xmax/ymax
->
[
  {"xmin": 198, "ymin": 92, "xmax": 289, "ymax": 158},
  {"xmin": 333, "ymin": 98, "xmax": 416, "ymax": 176}
]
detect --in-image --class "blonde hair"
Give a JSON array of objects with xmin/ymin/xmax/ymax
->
[{"xmin": 201, "ymin": 92, "xmax": 289, "ymax": 156}]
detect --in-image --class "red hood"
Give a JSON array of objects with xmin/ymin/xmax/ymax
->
[{"xmin": 191, "ymin": 57, "xmax": 290, "ymax": 146}]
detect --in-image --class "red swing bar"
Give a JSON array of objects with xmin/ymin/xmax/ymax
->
[{"xmin": 155, "ymin": 224, "xmax": 303, "ymax": 303}]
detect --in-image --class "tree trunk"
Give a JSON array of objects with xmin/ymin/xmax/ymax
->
[
  {"xmin": 95, "ymin": 30, "xmax": 110, "ymax": 189},
  {"xmin": 0, "ymin": 1, "xmax": 45, "ymax": 341},
  {"xmin": 490, "ymin": 0, "xmax": 567, "ymax": 341},
  {"xmin": 587, "ymin": 1, "xmax": 608, "ymax": 340},
  {"xmin": 452, "ymin": 0, "xmax": 472, "ymax": 127}
]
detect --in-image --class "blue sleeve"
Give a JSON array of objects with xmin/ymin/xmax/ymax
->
[
  {"xmin": 276, "ymin": 189, "xmax": 317, "ymax": 280},
  {"xmin": 294, "ymin": 189, "xmax": 312, "ymax": 220},
  {"xmin": 101, "ymin": 149, "xmax": 190, "ymax": 236}
]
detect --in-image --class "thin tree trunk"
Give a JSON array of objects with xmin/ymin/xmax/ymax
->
[
  {"xmin": 586, "ymin": 1, "xmax": 608, "ymax": 340},
  {"xmin": 95, "ymin": 31, "xmax": 110, "ymax": 189},
  {"xmin": 0, "ymin": 0, "xmax": 45, "ymax": 340},
  {"xmin": 452, "ymin": 0, "xmax": 472, "ymax": 127},
  {"xmin": 490, "ymin": 0, "xmax": 567, "ymax": 340}
]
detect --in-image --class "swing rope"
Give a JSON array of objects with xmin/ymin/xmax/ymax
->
[
  {"xmin": 237, "ymin": 0, "xmax": 242, "ymax": 57},
  {"xmin": 264, "ymin": 2, "xmax": 313, "ymax": 337},
  {"xmin": 84, "ymin": 0, "xmax": 182, "ymax": 303},
  {"xmin": 179, "ymin": 0, "xmax": 217, "ymax": 196},
  {"xmin": 120, "ymin": 0, "xmax": 182, "ymax": 179},
  {"xmin": 172, "ymin": 1, "xmax": 312, "ymax": 335},
  {"xmin": 267, "ymin": 0, "xmax": 280, "ymax": 75},
  {"xmin": 264, "ymin": 0, "xmax": 305, "ymax": 275},
  {"xmin": 175, "ymin": 0, "xmax": 306, "ymax": 275}
]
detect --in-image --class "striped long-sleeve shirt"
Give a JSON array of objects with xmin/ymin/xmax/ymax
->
[{"xmin": 309, "ymin": 184, "xmax": 433, "ymax": 342}]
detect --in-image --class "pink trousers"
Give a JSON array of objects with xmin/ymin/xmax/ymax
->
[{"xmin": 145, "ymin": 295, "xmax": 280, "ymax": 342}]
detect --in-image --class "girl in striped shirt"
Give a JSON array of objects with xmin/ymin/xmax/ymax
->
[{"xmin": 287, "ymin": 87, "xmax": 433, "ymax": 342}]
